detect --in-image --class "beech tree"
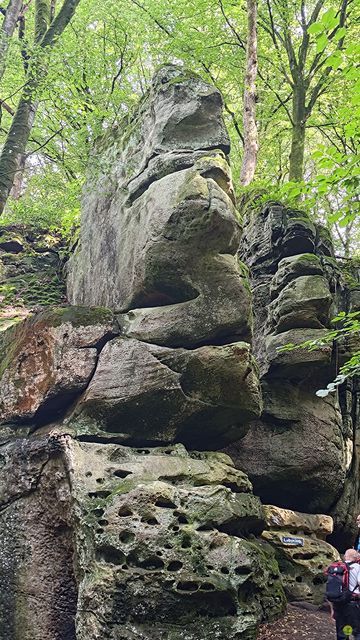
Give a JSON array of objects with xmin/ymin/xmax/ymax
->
[
  {"xmin": 240, "ymin": 0, "xmax": 258, "ymax": 186},
  {"xmin": 0, "ymin": 0, "xmax": 81, "ymax": 214},
  {"xmin": 0, "ymin": 0, "xmax": 23, "ymax": 83},
  {"xmin": 261, "ymin": 0, "xmax": 352, "ymax": 181}
]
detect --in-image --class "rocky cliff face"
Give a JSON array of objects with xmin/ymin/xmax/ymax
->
[
  {"xmin": 225, "ymin": 203, "xmax": 360, "ymax": 549},
  {"xmin": 0, "ymin": 66, "xmax": 359, "ymax": 640}
]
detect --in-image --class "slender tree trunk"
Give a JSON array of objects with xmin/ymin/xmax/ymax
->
[
  {"xmin": 0, "ymin": 0, "xmax": 23, "ymax": 82},
  {"xmin": 240, "ymin": 0, "xmax": 258, "ymax": 186},
  {"xmin": 0, "ymin": 0, "xmax": 81, "ymax": 215},
  {"xmin": 289, "ymin": 80, "xmax": 306, "ymax": 182},
  {"xmin": 10, "ymin": 152, "xmax": 26, "ymax": 199}
]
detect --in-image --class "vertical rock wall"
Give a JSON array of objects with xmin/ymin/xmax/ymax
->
[{"xmin": 225, "ymin": 203, "xmax": 360, "ymax": 547}]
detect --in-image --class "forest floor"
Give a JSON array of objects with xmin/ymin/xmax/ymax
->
[{"xmin": 258, "ymin": 604, "xmax": 337, "ymax": 639}]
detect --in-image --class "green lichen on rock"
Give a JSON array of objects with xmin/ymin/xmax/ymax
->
[
  {"xmin": 44, "ymin": 305, "xmax": 114, "ymax": 328},
  {"xmin": 0, "ymin": 225, "xmax": 67, "ymax": 316}
]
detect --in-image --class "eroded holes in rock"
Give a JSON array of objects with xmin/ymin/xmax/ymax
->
[
  {"xmin": 97, "ymin": 545, "xmax": 126, "ymax": 565},
  {"xmin": 97, "ymin": 528, "xmax": 104, "ymax": 534},
  {"xmin": 293, "ymin": 552, "xmax": 316, "ymax": 560},
  {"xmin": 296, "ymin": 576, "xmax": 303, "ymax": 583},
  {"xmin": 167, "ymin": 561, "xmax": 183, "ymax": 572},
  {"xmin": 200, "ymin": 582, "xmax": 215, "ymax": 591},
  {"xmin": 118, "ymin": 506, "xmax": 132, "ymax": 517},
  {"xmin": 136, "ymin": 449, "xmax": 150, "ymax": 455},
  {"xmin": 98, "ymin": 519, "xmax": 109, "ymax": 527},
  {"xmin": 174, "ymin": 512, "xmax": 188, "ymax": 524},
  {"xmin": 177, "ymin": 581, "xmax": 200, "ymax": 592},
  {"xmin": 197, "ymin": 524, "xmax": 213, "ymax": 531},
  {"xmin": 141, "ymin": 517, "xmax": 159, "ymax": 526},
  {"xmin": 154, "ymin": 498, "xmax": 177, "ymax": 509},
  {"xmin": 221, "ymin": 567, "xmax": 229, "ymax": 575},
  {"xmin": 92, "ymin": 508, "xmax": 105, "ymax": 518},
  {"xmin": 164, "ymin": 543, "xmax": 173, "ymax": 550},
  {"xmin": 85, "ymin": 471, "xmax": 92, "ymax": 478},
  {"xmin": 181, "ymin": 535, "xmax": 191, "ymax": 549},
  {"xmin": 139, "ymin": 557, "xmax": 164, "ymax": 571},
  {"xmin": 119, "ymin": 531, "xmax": 135, "ymax": 544},
  {"xmin": 88, "ymin": 490, "xmax": 111, "ymax": 499},
  {"xmin": 173, "ymin": 525, "xmax": 180, "ymax": 532},
  {"xmin": 235, "ymin": 566, "xmax": 250, "ymax": 576},
  {"xmin": 96, "ymin": 477, "xmax": 105, "ymax": 484},
  {"xmin": 156, "ymin": 551, "xmax": 163, "ymax": 557},
  {"xmin": 207, "ymin": 565, "xmax": 214, "ymax": 571},
  {"xmin": 114, "ymin": 470, "xmax": 133, "ymax": 479}
]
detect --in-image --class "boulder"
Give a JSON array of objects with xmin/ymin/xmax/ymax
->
[
  {"xmin": 69, "ymin": 337, "xmax": 262, "ymax": 448},
  {"xmin": 67, "ymin": 439, "xmax": 285, "ymax": 640},
  {"xmin": 270, "ymin": 275, "xmax": 333, "ymax": 333},
  {"xmin": 261, "ymin": 505, "xmax": 338, "ymax": 605},
  {"xmin": 67, "ymin": 66, "xmax": 252, "ymax": 348},
  {"xmin": 0, "ymin": 307, "xmax": 116, "ymax": 426}
]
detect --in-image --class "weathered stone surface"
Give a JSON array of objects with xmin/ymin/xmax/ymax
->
[
  {"xmin": 0, "ymin": 437, "xmax": 77, "ymax": 640},
  {"xmin": 270, "ymin": 275, "xmax": 333, "ymax": 333},
  {"xmin": 263, "ymin": 505, "xmax": 333, "ymax": 540},
  {"xmin": 0, "ymin": 307, "xmax": 116, "ymax": 426},
  {"xmin": 67, "ymin": 66, "xmax": 252, "ymax": 348},
  {"xmin": 0, "ymin": 226, "xmax": 67, "ymax": 323},
  {"xmin": 265, "ymin": 328, "xmax": 332, "ymax": 378},
  {"xmin": 66, "ymin": 439, "xmax": 285, "ymax": 640},
  {"xmin": 226, "ymin": 384, "xmax": 345, "ymax": 513},
  {"xmin": 261, "ymin": 506, "xmax": 338, "ymax": 605},
  {"xmin": 224, "ymin": 203, "xmax": 351, "ymax": 521},
  {"xmin": 69, "ymin": 337, "xmax": 262, "ymax": 448}
]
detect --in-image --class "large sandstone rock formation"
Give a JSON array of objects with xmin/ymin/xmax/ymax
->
[
  {"xmin": 261, "ymin": 505, "xmax": 338, "ymax": 605},
  {"xmin": 67, "ymin": 67, "xmax": 252, "ymax": 349},
  {"xmin": 0, "ymin": 66, "xmax": 358, "ymax": 640},
  {"xmin": 225, "ymin": 203, "xmax": 360, "ymax": 546},
  {"xmin": 0, "ymin": 67, "xmax": 283, "ymax": 640}
]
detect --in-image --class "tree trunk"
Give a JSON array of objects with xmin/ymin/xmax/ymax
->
[
  {"xmin": 240, "ymin": 0, "xmax": 258, "ymax": 186},
  {"xmin": 0, "ymin": 0, "xmax": 23, "ymax": 82},
  {"xmin": 289, "ymin": 81, "xmax": 306, "ymax": 182},
  {"xmin": 10, "ymin": 152, "xmax": 26, "ymax": 200},
  {"xmin": 0, "ymin": 0, "xmax": 81, "ymax": 215}
]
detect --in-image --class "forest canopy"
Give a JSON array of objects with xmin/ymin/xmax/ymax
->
[{"xmin": 0, "ymin": 0, "xmax": 358, "ymax": 255}]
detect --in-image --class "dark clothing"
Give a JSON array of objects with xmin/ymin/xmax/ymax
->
[
  {"xmin": 334, "ymin": 601, "xmax": 360, "ymax": 640},
  {"xmin": 354, "ymin": 534, "xmax": 360, "ymax": 553}
]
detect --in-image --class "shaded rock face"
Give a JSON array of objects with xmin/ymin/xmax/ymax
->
[
  {"xmin": 0, "ymin": 437, "xmax": 77, "ymax": 640},
  {"xmin": 63, "ymin": 66, "xmax": 262, "ymax": 449},
  {"xmin": 0, "ymin": 225, "xmax": 67, "ymax": 328},
  {"xmin": 261, "ymin": 506, "xmax": 338, "ymax": 605},
  {"xmin": 225, "ymin": 204, "xmax": 359, "ymax": 525}
]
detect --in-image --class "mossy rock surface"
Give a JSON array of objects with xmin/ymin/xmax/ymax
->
[{"xmin": 0, "ymin": 224, "xmax": 68, "ymax": 317}]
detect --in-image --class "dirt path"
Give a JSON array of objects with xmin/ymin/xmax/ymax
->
[{"xmin": 258, "ymin": 605, "xmax": 337, "ymax": 639}]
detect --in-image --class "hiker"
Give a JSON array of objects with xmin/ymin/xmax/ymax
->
[
  {"xmin": 354, "ymin": 515, "xmax": 360, "ymax": 552},
  {"xmin": 330, "ymin": 549, "xmax": 360, "ymax": 640}
]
